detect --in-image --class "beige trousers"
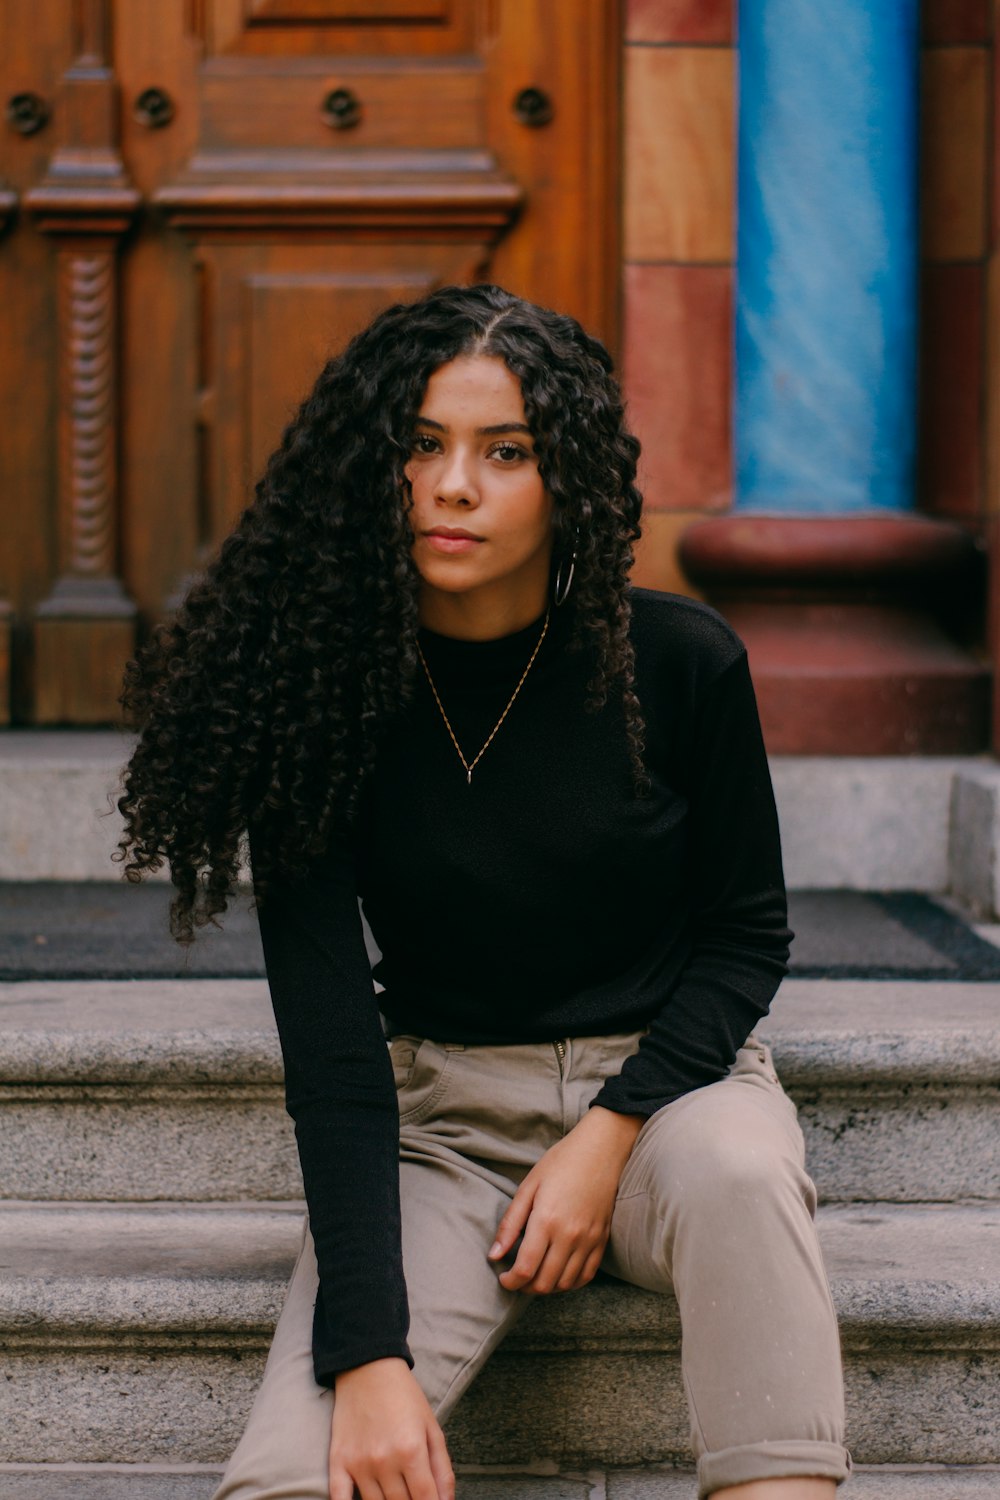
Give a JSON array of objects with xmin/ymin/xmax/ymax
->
[{"xmin": 213, "ymin": 1029, "xmax": 851, "ymax": 1500}]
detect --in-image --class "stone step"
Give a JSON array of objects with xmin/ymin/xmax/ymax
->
[
  {"xmin": 4, "ymin": 731, "xmax": 1000, "ymax": 913},
  {"xmin": 0, "ymin": 978, "xmax": 996, "ymax": 1204},
  {"xmin": 1, "ymin": 1467, "xmax": 998, "ymax": 1500},
  {"xmin": 1, "ymin": 1201, "xmax": 998, "ymax": 1469}
]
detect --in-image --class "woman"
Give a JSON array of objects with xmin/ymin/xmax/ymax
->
[{"xmin": 116, "ymin": 284, "xmax": 851, "ymax": 1500}]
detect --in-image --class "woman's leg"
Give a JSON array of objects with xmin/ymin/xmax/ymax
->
[
  {"xmin": 211, "ymin": 1158, "xmax": 528, "ymax": 1499},
  {"xmin": 601, "ymin": 1036, "xmax": 851, "ymax": 1500},
  {"xmin": 211, "ymin": 1037, "xmax": 565, "ymax": 1499}
]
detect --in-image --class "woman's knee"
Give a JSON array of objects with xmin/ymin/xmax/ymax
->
[{"xmin": 639, "ymin": 1090, "xmax": 814, "ymax": 1223}]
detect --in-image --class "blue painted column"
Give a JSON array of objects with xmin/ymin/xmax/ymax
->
[{"xmin": 735, "ymin": 1, "xmax": 920, "ymax": 513}]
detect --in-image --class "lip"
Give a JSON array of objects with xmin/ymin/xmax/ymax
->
[
  {"xmin": 422, "ymin": 526, "xmax": 485, "ymax": 555},
  {"xmin": 424, "ymin": 527, "xmax": 484, "ymax": 540}
]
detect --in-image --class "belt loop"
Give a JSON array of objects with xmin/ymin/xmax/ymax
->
[{"xmin": 443, "ymin": 1041, "xmax": 465, "ymax": 1052}]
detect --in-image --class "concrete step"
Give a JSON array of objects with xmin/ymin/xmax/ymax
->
[
  {"xmin": 4, "ymin": 730, "xmax": 1000, "ymax": 913},
  {"xmin": 0, "ymin": 978, "xmax": 996, "ymax": 1204},
  {"xmin": 1, "ymin": 1201, "xmax": 998, "ymax": 1469},
  {"xmin": 1, "ymin": 1468, "xmax": 999, "ymax": 1500}
]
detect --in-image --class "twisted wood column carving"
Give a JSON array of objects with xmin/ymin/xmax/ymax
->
[
  {"xmin": 0, "ymin": 181, "xmax": 16, "ymax": 716},
  {"xmin": 59, "ymin": 247, "xmax": 118, "ymax": 580},
  {"xmin": 25, "ymin": 0, "xmax": 140, "ymax": 721}
]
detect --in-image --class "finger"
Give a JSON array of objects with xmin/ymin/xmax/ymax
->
[
  {"xmin": 427, "ymin": 1421, "xmax": 456, "ymax": 1500},
  {"xmin": 575, "ymin": 1243, "xmax": 606, "ymax": 1288},
  {"xmin": 379, "ymin": 1470, "xmax": 419, "ymax": 1500},
  {"xmin": 381, "ymin": 1473, "xmax": 417, "ymax": 1500},
  {"xmin": 497, "ymin": 1212, "xmax": 550, "ymax": 1289},
  {"xmin": 334, "ymin": 1466, "xmax": 385, "ymax": 1500},
  {"xmin": 488, "ymin": 1179, "xmax": 537, "ymax": 1260},
  {"xmin": 328, "ymin": 1459, "xmax": 356, "ymax": 1500},
  {"xmin": 397, "ymin": 1448, "xmax": 440, "ymax": 1500},
  {"xmin": 517, "ymin": 1240, "xmax": 574, "ymax": 1296},
  {"xmin": 554, "ymin": 1247, "xmax": 589, "ymax": 1293}
]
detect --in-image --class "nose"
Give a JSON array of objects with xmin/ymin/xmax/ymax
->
[{"xmin": 434, "ymin": 445, "xmax": 479, "ymax": 507}]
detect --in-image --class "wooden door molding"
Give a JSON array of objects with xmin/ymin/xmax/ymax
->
[
  {"xmin": 154, "ymin": 171, "xmax": 523, "ymax": 236},
  {"xmin": 24, "ymin": 0, "xmax": 139, "ymax": 723},
  {"xmin": 484, "ymin": 0, "xmax": 622, "ymax": 352},
  {"xmin": 152, "ymin": 10, "xmax": 525, "ymax": 240}
]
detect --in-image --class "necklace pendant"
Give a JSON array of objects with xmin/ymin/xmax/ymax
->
[{"xmin": 466, "ymin": 768, "xmax": 472, "ymax": 785}]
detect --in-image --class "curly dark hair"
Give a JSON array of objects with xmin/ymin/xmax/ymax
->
[{"xmin": 115, "ymin": 283, "xmax": 645, "ymax": 942}]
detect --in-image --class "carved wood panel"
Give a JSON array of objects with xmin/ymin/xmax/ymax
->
[
  {"xmin": 202, "ymin": 0, "xmax": 472, "ymax": 55},
  {"xmin": 197, "ymin": 243, "xmax": 490, "ymax": 544}
]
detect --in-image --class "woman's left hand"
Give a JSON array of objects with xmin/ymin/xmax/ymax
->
[{"xmin": 487, "ymin": 1105, "xmax": 644, "ymax": 1294}]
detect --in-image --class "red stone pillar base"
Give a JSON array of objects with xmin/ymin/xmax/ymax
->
[{"xmin": 678, "ymin": 514, "xmax": 990, "ymax": 754}]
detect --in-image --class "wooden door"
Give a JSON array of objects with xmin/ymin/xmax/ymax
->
[{"xmin": 0, "ymin": 0, "xmax": 621, "ymax": 724}]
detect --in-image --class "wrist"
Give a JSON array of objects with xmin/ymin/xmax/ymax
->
[
  {"xmin": 583, "ymin": 1104, "xmax": 644, "ymax": 1155},
  {"xmin": 335, "ymin": 1356, "xmax": 410, "ymax": 1391}
]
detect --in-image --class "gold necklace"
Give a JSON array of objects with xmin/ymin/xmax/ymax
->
[{"xmin": 416, "ymin": 607, "xmax": 551, "ymax": 785}]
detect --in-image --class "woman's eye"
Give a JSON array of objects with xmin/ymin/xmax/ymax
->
[
  {"xmin": 411, "ymin": 434, "xmax": 439, "ymax": 455},
  {"xmin": 490, "ymin": 442, "xmax": 528, "ymax": 463}
]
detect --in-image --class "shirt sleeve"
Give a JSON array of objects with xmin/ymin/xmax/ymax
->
[
  {"xmin": 247, "ymin": 822, "xmax": 412, "ymax": 1386},
  {"xmin": 590, "ymin": 647, "xmax": 794, "ymax": 1117}
]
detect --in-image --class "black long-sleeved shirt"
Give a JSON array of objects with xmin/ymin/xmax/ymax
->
[{"xmin": 249, "ymin": 585, "xmax": 794, "ymax": 1386}]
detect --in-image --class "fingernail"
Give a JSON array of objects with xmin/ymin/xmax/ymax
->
[{"xmin": 488, "ymin": 1241, "xmax": 502, "ymax": 1258}]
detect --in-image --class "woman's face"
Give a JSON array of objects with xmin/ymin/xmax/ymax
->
[{"xmin": 404, "ymin": 354, "xmax": 555, "ymax": 621}]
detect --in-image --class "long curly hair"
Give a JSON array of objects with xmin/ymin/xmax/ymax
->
[{"xmin": 115, "ymin": 283, "xmax": 645, "ymax": 942}]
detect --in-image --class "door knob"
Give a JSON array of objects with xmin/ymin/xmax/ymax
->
[
  {"xmin": 513, "ymin": 87, "xmax": 554, "ymax": 128},
  {"xmin": 133, "ymin": 87, "xmax": 175, "ymax": 129},
  {"xmin": 322, "ymin": 88, "xmax": 362, "ymax": 130},
  {"xmin": 6, "ymin": 92, "xmax": 50, "ymax": 136}
]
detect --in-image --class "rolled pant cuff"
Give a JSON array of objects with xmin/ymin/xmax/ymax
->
[{"xmin": 697, "ymin": 1438, "xmax": 852, "ymax": 1497}]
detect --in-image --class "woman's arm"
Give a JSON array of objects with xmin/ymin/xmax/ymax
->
[
  {"xmin": 251, "ymin": 826, "xmax": 455, "ymax": 1500},
  {"xmin": 249, "ymin": 822, "xmax": 412, "ymax": 1382},
  {"xmin": 590, "ymin": 645, "xmax": 793, "ymax": 1118},
  {"xmin": 486, "ymin": 646, "xmax": 791, "ymax": 1295}
]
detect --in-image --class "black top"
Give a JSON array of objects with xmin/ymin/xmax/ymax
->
[{"xmin": 249, "ymin": 586, "xmax": 794, "ymax": 1386}]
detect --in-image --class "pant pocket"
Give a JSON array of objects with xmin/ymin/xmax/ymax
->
[
  {"xmin": 392, "ymin": 1036, "xmax": 456, "ymax": 1126},
  {"xmin": 734, "ymin": 1032, "xmax": 780, "ymax": 1082},
  {"xmin": 731, "ymin": 1034, "xmax": 800, "ymax": 1116}
]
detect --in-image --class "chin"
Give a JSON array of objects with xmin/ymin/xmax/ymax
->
[{"xmin": 415, "ymin": 561, "xmax": 488, "ymax": 593}]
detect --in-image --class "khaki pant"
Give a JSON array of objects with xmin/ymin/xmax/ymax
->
[{"xmin": 214, "ymin": 1030, "xmax": 851, "ymax": 1500}]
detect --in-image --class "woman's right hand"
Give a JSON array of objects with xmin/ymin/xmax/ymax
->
[{"xmin": 330, "ymin": 1356, "xmax": 454, "ymax": 1500}]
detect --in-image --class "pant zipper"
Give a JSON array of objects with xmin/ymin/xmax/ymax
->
[{"xmin": 553, "ymin": 1038, "xmax": 567, "ymax": 1077}]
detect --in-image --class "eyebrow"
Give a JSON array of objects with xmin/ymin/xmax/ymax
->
[{"xmin": 414, "ymin": 417, "xmax": 533, "ymax": 437}]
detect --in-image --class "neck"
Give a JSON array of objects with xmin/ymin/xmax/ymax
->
[{"xmin": 418, "ymin": 580, "xmax": 550, "ymax": 641}]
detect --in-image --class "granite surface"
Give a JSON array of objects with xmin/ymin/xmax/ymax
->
[
  {"xmin": 0, "ymin": 734, "xmax": 980, "ymax": 894},
  {"xmin": 2, "ymin": 1465, "xmax": 998, "ymax": 1500},
  {"xmin": 2, "ymin": 977, "xmax": 998, "ymax": 1084},
  {"xmin": 2, "ymin": 1201, "xmax": 999, "ymax": 1350},
  {"xmin": 950, "ymin": 764, "xmax": 1000, "ymax": 920},
  {"xmin": 0, "ymin": 980, "xmax": 996, "ymax": 1205}
]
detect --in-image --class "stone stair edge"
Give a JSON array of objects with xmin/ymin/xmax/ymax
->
[
  {"xmin": 1, "ymin": 977, "xmax": 997, "ymax": 1085},
  {"xmin": 1, "ymin": 1201, "xmax": 998, "ymax": 1354},
  {"xmin": 2, "ymin": 1465, "xmax": 999, "ymax": 1500},
  {"xmin": 5, "ymin": 731, "xmax": 1000, "ymax": 900}
]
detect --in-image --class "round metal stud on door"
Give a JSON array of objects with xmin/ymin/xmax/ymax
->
[
  {"xmin": 133, "ymin": 88, "xmax": 175, "ymax": 129},
  {"xmin": 6, "ymin": 92, "xmax": 50, "ymax": 136},
  {"xmin": 322, "ymin": 88, "xmax": 362, "ymax": 131},
  {"xmin": 513, "ymin": 87, "xmax": 554, "ymax": 128}
]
